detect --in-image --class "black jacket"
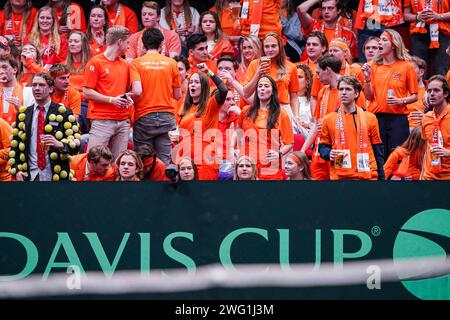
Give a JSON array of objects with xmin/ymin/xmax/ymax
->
[{"xmin": 9, "ymin": 102, "xmax": 80, "ymax": 181}]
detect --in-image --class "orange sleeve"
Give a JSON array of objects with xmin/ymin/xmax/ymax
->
[
  {"xmin": 314, "ymin": 87, "xmax": 325, "ymax": 120},
  {"xmin": 383, "ymin": 148, "xmax": 401, "ymax": 179},
  {"xmin": 130, "ymin": 59, "xmax": 141, "ymax": 83},
  {"xmin": 319, "ymin": 115, "xmax": 333, "ymax": 147},
  {"xmin": 126, "ymin": 32, "xmax": 139, "ymax": 59},
  {"xmin": 368, "ymin": 112, "xmax": 382, "ymax": 145},
  {"xmin": 243, "ymin": 60, "xmax": 259, "ymax": 85},
  {"xmin": 0, "ymin": 119, "xmax": 12, "ymax": 167},
  {"xmin": 25, "ymin": 58, "xmax": 47, "ymax": 74},
  {"xmin": 288, "ymin": 64, "xmax": 300, "ymax": 94},
  {"xmin": 279, "ymin": 111, "xmax": 294, "ymax": 145},
  {"xmin": 405, "ymin": 62, "xmax": 419, "ymax": 95},
  {"xmin": 125, "ymin": 6, "xmax": 139, "ymax": 34},
  {"xmin": 0, "ymin": 10, "xmax": 4, "ymax": 32},
  {"xmin": 165, "ymin": 29, "xmax": 182, "ymax": 56},
  {"xmin": 69, "ymin": 87, "xmax": 82, "ymax": 115},
  {"xmin": 311, "ymin": 75, "xmax": 323, "ymax": 98},
  {"xmin": 446, "ymin": 70, "xmax": 450, "ymax": 83},
  {"xmin": 83, "ymin": 58, "xmax": 100, "ymax": 89}
]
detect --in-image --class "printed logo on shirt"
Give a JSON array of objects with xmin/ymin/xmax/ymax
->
[
  {"xmin": 105, "ymin": 68, "xmax": 110, "ymax": 74},
  {"xmin": 392, "ymin": 73, "xmax": 401, "ymax": 81},
  {"xmin": 89, "ymin": 66, "xmax": 95, "ymax": 72},
  {"xmin": 393, "ymin": 208, "xmax": 450, "ymax": 300}
]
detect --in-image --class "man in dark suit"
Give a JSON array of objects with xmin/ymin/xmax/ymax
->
[{"xmin": 8, "ymin": 72, "xmax": 80, "ymax": 181}]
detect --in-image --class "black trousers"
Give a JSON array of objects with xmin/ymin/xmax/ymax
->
[{"xmin": 375, "ymin": 113, "xmax": 410, "ymax": 160}]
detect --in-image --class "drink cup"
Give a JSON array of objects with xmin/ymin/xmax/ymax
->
[
  {"xmin": 40, "ymin": 134, "xmax": 47, "ymax": 152},
  {"xmin": 387, "ymin": 89, "xmax": 395, "ymax": 98},
  {"xmin": 334, "ymin": 152, "xmax": 344, "ymax": 168},
  {"xmin": 260, "ymin": 56, "xmax": 271, "ymax": 74}
]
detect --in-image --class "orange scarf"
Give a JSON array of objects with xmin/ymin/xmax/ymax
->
[
  {"xmin": 430, "ymin": 107, "xmax": 447, "ymax": 173},
  {"xmin": 362, "ymin": 0, "xmax": 394, "ymax": 22},
  {"xmin": 411, "ymin": 0, "xmax": 440, "ymax": 48},
  {"xmin": 0, "ymin": 82, "xmax": 24, "ymax": 125},
  {"xmin": 241, "ymin": 0, "xmax": 264, "ymax": 37},
  {"xmin": 334, "ymin": 106, "xmax": 371, "ymax": 179}
]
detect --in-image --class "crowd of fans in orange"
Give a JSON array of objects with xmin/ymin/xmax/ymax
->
[{"xmin": 0, "ymin": 0, "xmax": 449, "ymax": 182}]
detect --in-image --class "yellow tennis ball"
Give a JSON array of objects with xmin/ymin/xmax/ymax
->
[
  {"xmin": 58, "ymin": 106, "xmax": 66, "ymax": 114},
  {"xmin": 68, "ymin": 115, "xmax": 76, "ymax": 123},
  {"xmin": 49, "ymin": 114, "xmax": 56, "ymax": 121},
  {"xmin": 19, "ymin": 153, "xmax": 26, "ymax": 162},
  {"xmin": 9, "ymin": 150, "xmax": 16, "ymax": 158},
  {"xmin": 10, "ymin": 140, "xmax": 18, "ymax": 148},
  {"xmin": 56, "ymin": 115, "xmax": 63, "ymax": 122},
  {"xmin": 63, "ymin": 122, "xmax": 72, "ymax": 130},
  {"xmin": 19, "ymin": 142, "xmax": 25, "ymax": 151},
  {"xmin": 54, "ymin": 165, "xmax": 62, "ymax": 174},
  {"xmin": 55, "ymin": 131, "xmax": 64, "ymax": 140},
  {"xmin": 50, "ymin": 152, "xmax": 59, "ymax": 160},
  {"xmin": 65, "ymin": 129, "xmax": 73, "ymax": 136},
  {"xmin": 18, "ymin": 113, "xmax": 26, "ymax": 121},
  {"xmin": 60, "ymin": 170, "xmax": 68, "ymax": 179},
  {"xmin": 45, "ymin": 124, "xmax": 53, "ymax": 133},
  {"xmin": 22, "ymin": 163, "xmax": 28, "ymax": 171},
  {"xmin": 52, "ymin": 174, "xmax": 60, "ymax": 181},
  {"xmin": 19, "ymin": 106, "xmax": 27, "ymax": 113}
]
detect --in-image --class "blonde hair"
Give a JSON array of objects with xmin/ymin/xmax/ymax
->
[
  {"xmin": 262, "ymin": 32, "xmax": 288, "ymax": 81},
  {"xmin": 374, "ymin": 29, "xmax": 411, "ymax": 64},
  {"xmin": 29, "ymin": 6, "xmax": 61, "ymax": 55},
  {"xmin": 234, "ymin": 155, "xmax": 258, "ymax": 181},
  {"xmin": 239, "ymin": 35, "xmax": 261, "ymax": 66}
]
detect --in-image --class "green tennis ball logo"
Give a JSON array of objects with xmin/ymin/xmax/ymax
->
[{"xmin": 393, "ymin": 209, "xmax": 450, "ymax": 300}]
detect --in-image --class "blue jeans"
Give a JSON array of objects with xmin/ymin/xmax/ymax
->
[{"xmin": 411, "ymin": 33, "xmax": 450, "ymax": 79}]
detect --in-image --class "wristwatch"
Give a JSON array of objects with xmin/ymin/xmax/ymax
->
[{"xmin": 438, "ymin": 14, "xmax": 444, "ymax": 21}]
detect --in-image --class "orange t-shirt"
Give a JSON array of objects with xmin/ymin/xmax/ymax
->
[
  {"xmin": 126, "ymin": 28, "xmax": 182, "ymax": 60},
  {"xmin": 407, "ymin": 85, "xmax": 426, "ymax": 128},
  {"xmin": 404, "ymin": 0, "xmax": 450, "ymax": 36},
  {"xmin": 106, "ymin": 4, "xmax": 139, "ymax": 34},
  {"xmin": 0, "ymin": 117, "xmax": 12, "ymax": 182},
  {"xmin": 0, "ymin": 8, "xmax": 37, "ymax": 47},
  {"xmin": 89, "ymin": 40, "xmax": 106, "ymax": 56},
  {"xmin": 244, "ymin": 58, "xmax": 299, "ymax": 105},
  {"xmin": 355, "ymin": 0, "xmax": 404, "ymax": 30},
  {"xmin": 67, "ymin": 61, "xmax": 84, "ymax": 99},
  {"xmin": 51, "ymin": 86, "xmax": 81, "ymax": 115},
  {"xmin": 210, "ymin": 6, "xmax": 241, "ymax": 37},
  {"xmin": 237, "ymin": 105, "xmax": 294, "ymax": 180},
  {"xmin": 142, "ymin": 157, "xmax": 168, "ymax": 181},
  {"xmin": 320, "ymin": 109, "xmax": 382, "ymax": 180},
  {"xmin": 315, "ymin": 86, "xmax": 368, "ymax": 121},
  {"xmin": 83, "ymin": 54, "xmax": 130, "ymax": 120},
  {"xmin": 311, "ymin": 63, "xmax": 365, "ymax": 98},
  {"xmin": 296, "ymin": 59, "xmax": 317, "ymax": 76},
  {"xmin": 130, "ymin": 52, "xmax": 181, "ymax": 121},
  {"xmin": 209, "ymin": 37, "xmax": 236, "ymax": 60},
  {"xmin": 239, "ymin": 0, "xmax": 282, "ymax": 38},
  {"xmin": 177, "ymin": 96, "xmax": 222, "ymax": 167},
  {"xmin": 384, "ymin": 147, "xmax": 422, "ymax": 180},
  {"xmin": 421, "ymin": 105, "xmax": 450, "ymax": 180},
  {"xmin": 70, "ymin": 153, "xmax": 116, "ymax": 181},
  {"xmin": 54, "ymin": 2, "xmax": 86, "ymax": 32},
  {"xmin": 367, "ymin": 60, "xmax": 418, "ymax": 115},
  {"xmin": 302, "ymin": 19, "xmax": 358, "ymax": 59}
]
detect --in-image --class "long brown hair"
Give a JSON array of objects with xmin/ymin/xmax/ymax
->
[
  {"xmin": 4, "ymin": 0, "xmax": 33, "ymax": 21},
  {"xmin": 66, "ymin": 31, "xmax": 92, "ymax": 74},
  {"xmin": 262, "ymin": 32, "xmax": 287, "ymax": 81},
  {"xmin": 86, "ymin": 5, "xmax": 109, "ymax": 44},
  {"xmin": 164, "ymin": 0, "xmax": 192, "ymax": 30},
  {"xmin": 180, "ymin": 72, "xmax": 210, "ymax": 118},
  {"xmin": 399, "ymin": 126, "xmax": 427, "ymax": 169},
  {"xmin": 296, "ymin": 64, "xmax": 313, "ymax": 101},
  {"xmin": 29, "ymin": 6, "xmax": 61, "ymax": 54},
  {"xmin": 246, "ymin": 75, "xmax": 281, "ymax": 130},
  {"xmin": 199, "ymin": 11, "xmax": 223, "ymax": 42}
]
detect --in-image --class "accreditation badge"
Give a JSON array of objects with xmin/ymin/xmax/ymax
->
[{"xmin": 357, "ymin": 153, "xmax": 371, "ymax": 173}]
